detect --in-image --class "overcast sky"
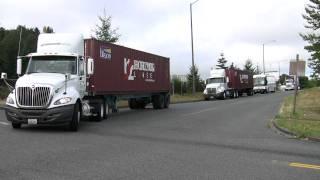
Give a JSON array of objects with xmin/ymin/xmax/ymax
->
[{"xmin": 0, "ymin": 0, "xmax": 312, "ymax": 78}]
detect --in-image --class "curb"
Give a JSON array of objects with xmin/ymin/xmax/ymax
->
[{"xmin": 271, "ymin": 119, "xmax": 320, "ymax": 142}]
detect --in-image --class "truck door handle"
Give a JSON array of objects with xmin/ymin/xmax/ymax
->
[{"xmin": 79, "ymin": 77, "xmax": 82, "ymax": 80}]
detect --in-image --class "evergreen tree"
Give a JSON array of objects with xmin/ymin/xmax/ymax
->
[
  {"xmin": 216, "ymin": 53, "xmax": 227, "ymax": 69},
  {"xmin": 243, "ymin": 59, "xmax": 255, "ymax": 74},
  {"xmin": 0, "ymin": 26, "xmax": 40, "ymax": 78},
  {"xmin": 95, "ymin": 9, "xmax": 120, "ymax": 43},
  {"xmin": 300, "ymin": 0, "xmax": 320, "ymax": 78},
  {"xmin": 187, "ymin": 65, "xmax": 204, "ymax": 92},
  {"xmin": 42, "ymin": 26, "xmax": 54, "ymax": 33},
  {"xmin": 255, "ymin": 64, "xmax": 262, "ymax": 75}
]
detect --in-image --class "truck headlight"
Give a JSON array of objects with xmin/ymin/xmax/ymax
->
[
  {"xmin": 6, "ymin": 97, "xmax": 14, "ymax": 104},
  {"xmin": 54, "ymin": 97, "xmax": 72, "ymax": 105}
]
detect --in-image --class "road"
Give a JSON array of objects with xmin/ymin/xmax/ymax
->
[{"xmin": 0, "ymin": 92, "xmax": 319, "ymax": 179}]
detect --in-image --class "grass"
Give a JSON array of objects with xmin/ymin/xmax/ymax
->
[
  {"xmin": 274, "ymin": 87, "xmax": 320, "ymax": 138},
  {"xmin": 170, "ymin": 92, "xmax": 204, "ymax": 104},
  {"xmin": 117, "ymin": 92, "xmax": 204, "ymax": 108}
]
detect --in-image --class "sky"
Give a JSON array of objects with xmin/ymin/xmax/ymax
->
[{"xmin": 0, "ymin": 0, "xmax": 313, "ymax": 78}]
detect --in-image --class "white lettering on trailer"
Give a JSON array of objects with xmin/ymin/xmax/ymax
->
[{"xmin": 123, "ymin": 58, "xmax": 155, "ymax": 81}]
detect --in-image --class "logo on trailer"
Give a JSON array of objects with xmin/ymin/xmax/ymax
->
[
  {"xmin": 100, "ymin": 46, "xmax": 111, "ymax": 60},
  {"xmin": 123, "ymin": 58, "xmax": 155, "ymax": 82}
]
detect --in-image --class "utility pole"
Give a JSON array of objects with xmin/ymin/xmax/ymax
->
[
  {"xmin": 262, "ymin": 40, "xmax": 276, "ymax": 75},
  {"xmin": 190, "ymin": 0, "xmax": 200, "ymax": 95},
  {"xmin": 262, "ymin": 44, "xmax": 265, "ymax": 74},
  {"xmin": 293, "ymin": 54, "xmax": 299, "ymax": 114}
]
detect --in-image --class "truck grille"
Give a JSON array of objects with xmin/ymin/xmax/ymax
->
[
  {"xmin": 17, "ymin": 87, "xmax": 51, "ymax": 107},
  {"xmin": 207, "ymin": 88, "xmax": 216, "ymax": 94}
]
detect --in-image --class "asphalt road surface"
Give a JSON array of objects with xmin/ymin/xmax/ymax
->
[{"xmin": 0, "ymin": 92, "xmax": 319, "ymax": 179}]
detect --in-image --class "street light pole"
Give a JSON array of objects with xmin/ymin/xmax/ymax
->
[
  {"xmin": 190, "ymin": 0, "xmax": 199, "ymax": 95},
  {"xmin": 262, "ymin": 40, "xmax": 276, "ymax": 75},
  {"xmin": 262, "ymin": 43, "xmax": 265, "ymax": 74}
]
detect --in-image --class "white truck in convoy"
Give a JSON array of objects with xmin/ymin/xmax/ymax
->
[
  {"xmin": 285, "ymin": 75, "xmax": 299, "ymax": 91},
  {"xmin": 203, "ymin": 68, "xmax": 254, "ymax": 100},
  {"xmin": 253, "ymin": 74, "xmax": 276, "ymax": 93},
  {"xmin": 1, "ymin": 33, "xmax": 170, "ymax": 131}
]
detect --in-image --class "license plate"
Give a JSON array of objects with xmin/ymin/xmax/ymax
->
[{"xmin": 28, "ymin": 119, "xmax": 37, "ymax": 125}]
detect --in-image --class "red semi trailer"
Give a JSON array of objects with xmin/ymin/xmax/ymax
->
[
  {"xmin": 84, "ymin": 38, "xmax": 171, "ymax": 111},
  {"xmin": 203, "ymin": 68, "xmax": 254, "ymax": 100}
]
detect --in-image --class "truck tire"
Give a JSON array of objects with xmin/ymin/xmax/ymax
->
[
  {"xmin": 137, "ymin": 100, "xmax": 147, "ymax": 109},
  {"xmin": 69, "ymin": 102, "xmax": 80, "ymax": 131},
  {"xmin": 164, "ymin": 94, "xmax": 170, "ymax": 108},
  {"xmin": 152, "ymin": 95, "xmax": 165, "ymax": 109},
  {"xmin": 94, "ymin": 100, "xmax": 105, "ymax": 122},
  {"xmin": 247, "ymin": 90, "xmax": 253, "ymax": 96},
  {"xmin": 105, "ymin": 104, "xmax": 109, "ymax": 119},
  {"xmin": 129, "ymin": 99, "xmax": 138, "ymax": 109},
  {"xmin": 220, "ymin": 91, "xmax": 226, "ymax": 100},
  {"xmin": 12, "ymin": 122, "xmax": 21, "ymax": 129}
]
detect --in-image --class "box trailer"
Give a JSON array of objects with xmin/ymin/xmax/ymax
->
[
  {"xmin": 253, "ymin": 74, "xmax": 276, "ymax": 93},
  {"xmin": 203, "ymin": 68, "xmax": 254, "ymax": 100},
  {"xmin": 1, "ymin": 33, "xmax": 170, "ymax": 131}
]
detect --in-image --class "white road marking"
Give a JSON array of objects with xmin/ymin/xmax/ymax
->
[{"xmin": 0, "ymin": 121, "xmax": 9, "ymax": 126}]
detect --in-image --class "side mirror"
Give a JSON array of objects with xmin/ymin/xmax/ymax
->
[
  {"xmin": 87, "ymin": 58, "xmax": 94, "ymax": 75},
  {"xmin": 17, "ymin": 58, "xmax": 22, "ymax": 75},
  {"xmin": 1, "ymin": 72, "xmax": 7, "ymax": 79}
]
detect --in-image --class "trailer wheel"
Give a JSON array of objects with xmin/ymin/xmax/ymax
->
[
  {"xmin": 105, "ymin": 104, "xmax": 109, "ymax": 119},
  {"xmin": 95, "ymin": 101, "xmax": 105, "ymax": 122},
  {"xmin": 164, "ymin": 94, "xmax": 170, "ymax": 108},
  {"xmin": 235, "ymin": 91, "xmax": 239, "ymax": 98},
  {"xmin": 153, "ymin": 95, "xmax": 165, "ymax": 109},
  {"xmin": 247, "ymin": 90, "xmax": 253, "ymax": 96},
  {"xmin": 129, "ymin": 99, "xmax": 138, "ymax": 109},
  {"xmin": 69, "ymin": 102, "xmax": 80, "ymax": 131},
  {"xmin": 12, "ymin": 122, "xmax": 21, "ymax": 129}
]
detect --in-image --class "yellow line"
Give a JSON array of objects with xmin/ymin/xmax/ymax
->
[{"xmin": 289, "ymin": 162, "xmax": 320, "ymax": 170}]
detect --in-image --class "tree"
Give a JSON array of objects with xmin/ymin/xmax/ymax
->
[
  {"xmin": 255, "ymin": 64, "xmax": 262, "ymax": 75},
  {"xmin": 300, "ymin": 0, "xmax": 320, "ymax": 78},
  {"xmin": 187, "ymin": 65, "xmax": 205, "ymax": 92},
  {"xmin": 171, "ymin": 75, "xmax": 187, "ymax": 95},
  {"xmin": 216, "ymin": 53, "xmax": 227, "ymax": 69},
  {"xmin": 95, "ymin": 9, "xmax": 120, "ymax": 43},
  {"xmin": 42, "ymin": 26, "xmax": 54, "ymax": 33},
  {"xmin": 279, "ymin": 74, "xmax": 291, "ymax": 85},
  {"xmin": 243, "ymin": 59, "xmax": 255, "ymax": 74},
  {"xmin": 0, "ymin": 26, "xmax": 40, "ymax": 78}
]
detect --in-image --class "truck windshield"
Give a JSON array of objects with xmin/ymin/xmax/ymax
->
[
  {"xmin": 286, "ymin": 79, "xmax": 294, "ymax": 84},
  {"xmin": 26, "ymin": 56, "xmax": 77, "ymax": 75},
  {"xmin": 254, "ymin": 77, "xmax": 265, "ymax": 86},
  {"xmin": 207, "ymin": 77, "xmax": 224, "ymax": 84}
]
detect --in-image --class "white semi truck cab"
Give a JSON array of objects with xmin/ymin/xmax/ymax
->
[
  {"xmin": 203, "ymin": 69, "xmax": 228, "ymax": 100},
  {"xmin": 2, "ymin": 34, "xmax": 95, "ymax": 131}
]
